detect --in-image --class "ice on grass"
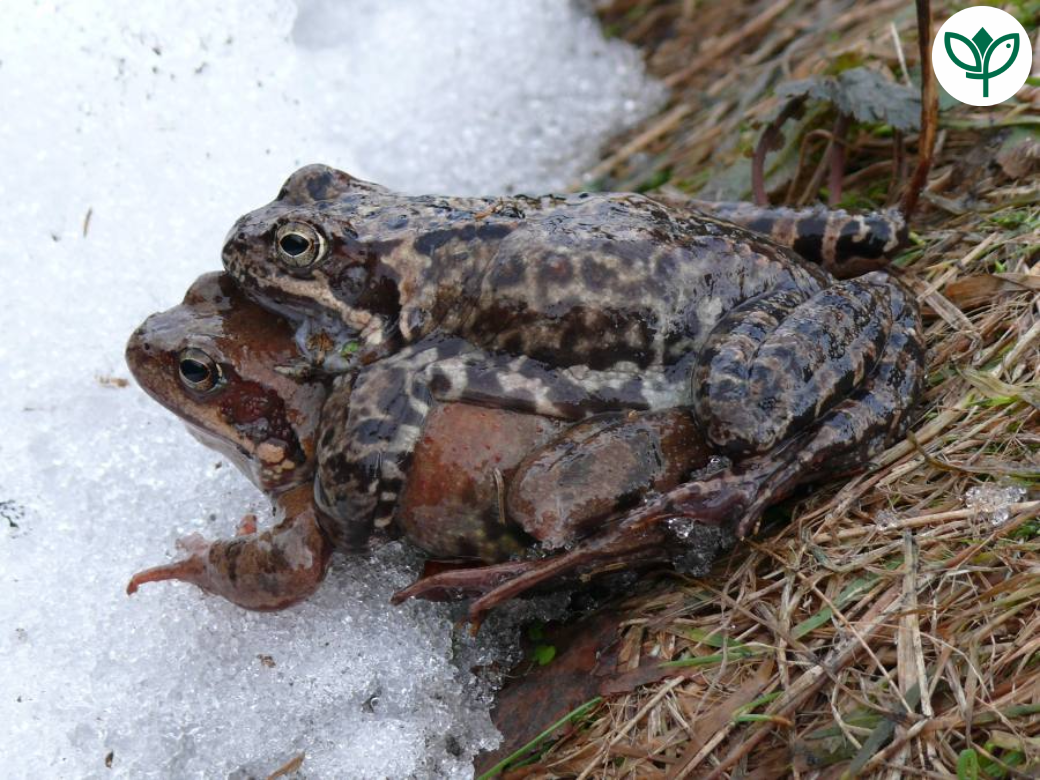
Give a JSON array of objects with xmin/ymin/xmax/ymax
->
[
  {"xmin": 965, "ymin": 484, "xmax": 1027, "ymax": 526},
  {"xmin": 0, "ymin": 1, "xmax": 662, "ymax": 777}
]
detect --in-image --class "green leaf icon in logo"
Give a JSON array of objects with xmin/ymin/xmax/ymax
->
[{"xmin": 945, "ymin": 26, "xmax": 1020, "ymax": 98}]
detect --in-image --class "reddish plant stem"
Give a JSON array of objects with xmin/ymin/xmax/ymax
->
[
  {"xmin": 901, "ymin": 0, "xmax": 936, "ymax": 219},
  {"xmin": 751, "ymin": 96, "xmax": 806, "ymax": 206}
]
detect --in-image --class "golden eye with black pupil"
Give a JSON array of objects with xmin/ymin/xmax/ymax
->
[
  {"xmin": 275, "ymin": 221, "xmax": 326, "ymax": 269},
  {"xmin": 177, "ymin": 348, "xmax": 223, "ymax": 393}
]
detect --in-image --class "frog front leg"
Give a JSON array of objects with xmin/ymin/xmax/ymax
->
[
  {"xmin": 127, "ymin": 485, "xmax": 332, "ymax": 611},
  {"xmin": 314, "ymin": 340, "xmax": 689, "ymax": 548},
  {"xmin": 312, "ymin": 343, "xmax": 449, "ymax": 551}
]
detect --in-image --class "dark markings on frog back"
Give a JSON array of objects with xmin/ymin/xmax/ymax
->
[
  {"xmin": 792, "ymin": 214, "xmax": 828, "ymax": 265},
  {"xmin": 837, "ymin": 217, "xmax": 890, "ymax": 260}
]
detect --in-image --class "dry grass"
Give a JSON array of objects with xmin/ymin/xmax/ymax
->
[{"xmin": 499, "ymin": 0, "xmax": 1040, "ymax": 777}]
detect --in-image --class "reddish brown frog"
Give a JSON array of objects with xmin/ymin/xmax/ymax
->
[{"xmin": 126, "ymin": 273, "xmax": 715, "ymax": 611}]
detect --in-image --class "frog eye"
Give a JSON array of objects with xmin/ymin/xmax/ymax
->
[
  {"xmin": 177, "ymin": 348, "xmax": 224, "ymax": 393},
  {"xmin": 275, "ymin": 222, "xmax": 327, "ymax": 269}
]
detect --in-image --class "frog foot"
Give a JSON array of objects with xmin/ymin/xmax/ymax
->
[
  {"xmin": 395, "ymin": 463, "xmax": 787, "ymax": 631},
  {"xmin": 390, "ymin": 560, "xmax": 539, "ymax": 605},
  {"xmin": 236, "ymin": 514, "xmax": 258, "ymax": 536},
  {"xmin": 127, "ymin": 490, "xmax": 332, "ymax": 611},
  {"xmin": 395, "ymin": 508, "xmax": 696, "ymax": 633}
]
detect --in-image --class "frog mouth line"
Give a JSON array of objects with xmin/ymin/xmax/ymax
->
[
  {"xmin": 128, "ymin": 373, "xmax": 254, "ymax": 470},
  {"xmin": 181, "ymin": 420, "xmax": 263, "ymax": 486}
]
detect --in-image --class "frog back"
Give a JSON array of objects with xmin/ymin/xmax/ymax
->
[{"xmin": 459, "ymin": 193, "xmax": 829, "ymax": 370}]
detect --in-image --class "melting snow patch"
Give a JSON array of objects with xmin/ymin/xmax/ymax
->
[{"xmin": 0, "ymin": 1, "xmax": 661, "ymax": 777}]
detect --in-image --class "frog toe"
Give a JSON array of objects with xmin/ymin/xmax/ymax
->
[{"xmin": 390, "ymin": 560, "xmax": 539, "ymax": 605}]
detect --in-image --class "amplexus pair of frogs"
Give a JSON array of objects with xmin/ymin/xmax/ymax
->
[{"xmin": 126, "ymin": 164, "xmax": 924, "ymax": 626}]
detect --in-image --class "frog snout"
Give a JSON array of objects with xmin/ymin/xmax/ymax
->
[{"xmin": 124, "ymin": 323, "xmax": 153, "ymax": 380}]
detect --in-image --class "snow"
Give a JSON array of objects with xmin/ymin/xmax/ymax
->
[{"xmin": 0, "ymin": 1, "xmax": 662, "ymax": 777}]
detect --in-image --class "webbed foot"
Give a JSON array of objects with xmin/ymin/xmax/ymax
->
[
  {"xmin": 390, "ymin": 560, "xmax": 540, "ymax": 605},
  {"xmin": 127, "ymin": 486, "xmax": 332, "ymax": 611}
]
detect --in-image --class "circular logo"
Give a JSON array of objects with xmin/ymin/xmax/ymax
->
[{"xmin": 932, "ymin": 6, "xmax": 1032, "ymax": 107}]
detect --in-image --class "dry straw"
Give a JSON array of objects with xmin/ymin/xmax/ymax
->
[{"xmin": 505, "ymin": 0, "xmax": 1039, "ymax": 776}]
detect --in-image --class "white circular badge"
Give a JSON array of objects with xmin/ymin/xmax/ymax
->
[{"xmin": 932, "ymin": 6, "xmax": 1032, "ymax": 107}]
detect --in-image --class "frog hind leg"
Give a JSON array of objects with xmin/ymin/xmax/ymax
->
[
  {"xmin": 694, "ymin": 272, "xmax": 914, "ymax": 458},
  {"xmin": 391, "ymin": 525, "xmax": 678, "ymax": 632},
  {"xmin": 126, "ymin": 501, "xmax": 332, "ymax": 611},
  {"xmin": 648, "ymin": 275, "xmax": 924, "ymax": 540},
  {"xmin": 688, "ymin": 201, "xmax": 907, "ymax": 278},
  {"xmin": 315, "ymin": 336, "xmax": 684, "ymax": 549},
  {"xmin": 410, "ymin": 282, "xmax": 922, "ymax": 627},
  {"xmin": 390, "ymin": 560, "xmax": 541, "ymax": 604}
]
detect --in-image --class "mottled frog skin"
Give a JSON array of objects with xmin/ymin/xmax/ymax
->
[
  {"xmin": 125, "ymin": 273, "xmax": 709, "ymax": 611},
  {"xmin": 222, "ymin": 165, "xmax": 925, "ymax": 580}
]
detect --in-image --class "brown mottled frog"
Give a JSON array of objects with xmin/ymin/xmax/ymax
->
[
  {"xmin": 125, "ymin": 272, "xmax": 331, "ymax": 610},
  {"xmin": 221, "ymin": 165, "xmax": 925, "ymax": 593},
  {"xmin": 126, "ymin": 273, "xmax": 715, "ymax": 611}
]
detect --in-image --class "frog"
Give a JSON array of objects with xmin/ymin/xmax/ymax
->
[
  {"xmin": 219, "ymin": 165, "xmax": 925, "ymax": 604},
  {"xmin": 125, "ymin": 272, "xmax": 719, "ymax": 612},
  {"xmin": 125, "ymin": 271, "xmax": 332, "ymax": 610}
]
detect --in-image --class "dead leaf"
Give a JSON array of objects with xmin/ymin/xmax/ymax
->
[
  {"xmin": 474, "ymin": 608, "xmax": 621, "ymax": 776},
  {"xmin": 96, "ymin": 375, "xmax": 129, "ymax": 389},
  {"xmin": 944, "ymin": 273, "xmax": 1040, "ymax": 309},
  {"xmin": 996, "ymin": 128, "xmax": 1040, "ymax": 179}
]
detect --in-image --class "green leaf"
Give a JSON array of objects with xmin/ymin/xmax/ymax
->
[
  {"xmin": 791, "ymin": 574, "xmax": 878, "ymax": 639},
  {"xmin": 684, "ymin": 628, "xmax": 750, "ymax": 649},
  {"xmin": 946, "ymin": 32, "xmax": 983, "ymax": 73},
  {"xmin": 532, "ymin": 644, "xmax": 556, "ymax": 666},
  {"xmin": 660, "ymin": 646, "xmax": 763, "ymax": 669},
  {"xmin": 979, "ymin": 33, "xmax": 1020, "ymax": 81},
  {"xmin": 731, "ymin": 690, "xmax": 783, "ymax": 722},
  {"xmin": 957, "ymin": 748, "xmax": 980, "ymax": 780},
  {"xmin": 775, "ymin": 68, "xmax": 920, "ymax": 131}
]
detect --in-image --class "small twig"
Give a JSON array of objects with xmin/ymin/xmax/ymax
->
[
  {"xmin": 790, "ymin": 128, "xmax": 832, "ymax": 205},
  {"xmin": 266, "ymin": 753, "xmax": 305, "ymax": 780},
  {"xmin": 890, "ymin": 131, "xmax": 906, "ymax": 204},
  {"xmin": 815, "ymin": 501, "xmax": 1040, "ymax": 542}
]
